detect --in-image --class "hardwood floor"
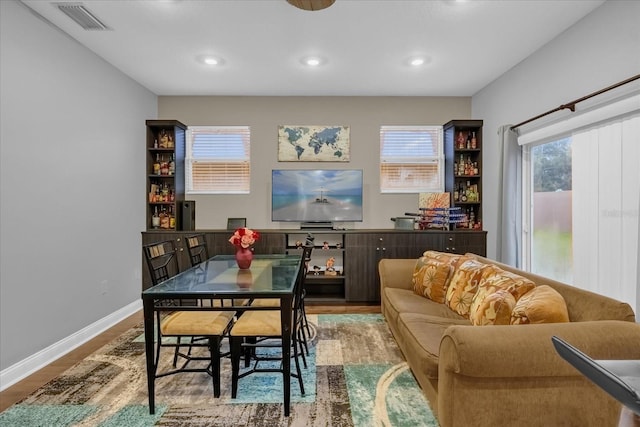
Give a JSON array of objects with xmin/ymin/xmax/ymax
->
[{"xmin": 0, "ymin": 304, "xmax": 380, "ymax": 412}]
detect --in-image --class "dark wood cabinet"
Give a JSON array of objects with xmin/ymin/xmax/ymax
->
[
  {"xmin": 444, "ymin": 120, "xmax": 483, "ymax": 230},
  {"xmin": 146, "ymin": 120, "xmax": 186, "ymax": 231},
  {"xmin": 141, "ymin": 229, "xmax": 486, "ymax": 301}
]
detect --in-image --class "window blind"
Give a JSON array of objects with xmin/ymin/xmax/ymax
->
[
  {"xmin": 379, "ymin": 125, "xmax": 443, "ymax": 193},
  {"xmin": 186, "ymin": 126, "xmax": 250, "ymax": 194}
]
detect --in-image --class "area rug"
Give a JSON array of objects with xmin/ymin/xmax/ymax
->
[{"xmin": 0, "ymin": 314, "xmax": 439, "ymax": 427}]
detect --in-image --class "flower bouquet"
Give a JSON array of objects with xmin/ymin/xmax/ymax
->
[{"xmin": 229, "ymin": 227, "xmax": 260, "ymax": 269}]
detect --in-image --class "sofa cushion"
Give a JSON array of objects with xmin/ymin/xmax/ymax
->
[
  {"xmin": 384, "ymin": 287, "xmax": 468, "ymax": 320},
  {"xmin": 511, "ymin": 285, "xmax": 570, "ymax": 324},
  {"xmin": 423, "ymin": 250, "xmax": 462, "ymax": 268},
  {"xmin": 469, "ymin": 288, "xmax": 517, "ymax": 325},
  {"xmin": 478, "ymin": 265, "xmax": 537, "ymax": 301},
  {"xmin": 397, "ymin": 312, "xmax": 469, "ymax": 379},
  {"xmin": 412, "ymin": 258, "xmax": 454, "ymax": 303},
  {"xmin": 445, "ymin": 257, "xmax": 491, "ymax": 317}
]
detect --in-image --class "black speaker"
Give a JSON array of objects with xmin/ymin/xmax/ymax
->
[{"xmin": 181, "ymin": 200, "xmax": 196, "ymax": 230}]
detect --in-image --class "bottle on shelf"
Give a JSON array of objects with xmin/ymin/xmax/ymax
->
[
  {"xmin": 471, "ymin": 131, "xmax": 477, "ymax": 149},
  {"xmin": 153, "ymin": 154, "xmax": 160, "ymax": 175},
  {"xmin": 169, "ymin": 153, "xmax": 175, "ymax": 176},
  {"xmin": 152, "ymin": 207, "xmax": 160, "ymax": 229},
  {"xmin": 457, "ymin": 131, "xmax": 465, "ymax": 149},
  {"xmin": 160, "ymin": 207, "xmax": 169, "ymax": 229},
  {"xmin": 169, "ymin": 205, "xmax": 176, "ymax": 229},
  {"xmin": 466, "ymin": 132, "xmax": 472, "ymax": 149},
  {"xmin": 160, "ymin": 155, "xmax": 169, "ymax": 175}
]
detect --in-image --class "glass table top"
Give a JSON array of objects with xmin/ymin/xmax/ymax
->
[{"xmin": 142, "ymin": 254, "xmax": 302, "ymax": 297}]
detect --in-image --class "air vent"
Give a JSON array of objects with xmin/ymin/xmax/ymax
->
[{"xmin": 55, "ymin": 3, "xmax": 110, "ymax": 31}]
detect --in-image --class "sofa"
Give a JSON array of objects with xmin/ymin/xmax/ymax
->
[{"xmin": 379, "ymin": 251, "xmax": 639, "ymax": 427}]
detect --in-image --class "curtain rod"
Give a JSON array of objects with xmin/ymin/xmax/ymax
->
[{"xmin": 510, "ymin": 74, "xmax": 640, "ymax": 131}]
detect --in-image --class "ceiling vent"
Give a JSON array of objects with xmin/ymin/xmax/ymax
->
[{"xmin": 55, "ymin": 3, "xmax": 110, "ymax": 31}]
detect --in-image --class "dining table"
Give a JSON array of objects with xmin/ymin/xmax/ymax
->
[{"xmin": 141, "ymin": 253, "xmax": 303, "ymax": 417}]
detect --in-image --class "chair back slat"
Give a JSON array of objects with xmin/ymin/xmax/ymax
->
[
  {"xmin": 143, "ymin": 240, "xmax": 180, "ymax": 286},
  {"xmin": 186, "ymin": 234, "xmax": 209, "ymax": 267}
]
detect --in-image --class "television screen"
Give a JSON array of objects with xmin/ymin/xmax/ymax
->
[{"xmin": 272, "ymin": 169, "xmax": 363, "ymax": 223}]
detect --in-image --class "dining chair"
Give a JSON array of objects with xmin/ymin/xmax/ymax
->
[
  {"xmin": 250, "ymin": 243, "xmax": 314, "ymax": 356},
  {"xmin": 229, "ymin": 248, "xmax": 310, "ymax": 398},
  {"xmin": 185, "ymin": 233, "xmax": 209, "ymax": 267},
  {"xmin": 142, "ymin": 239, "xmax": 236, "ymax": 397}
]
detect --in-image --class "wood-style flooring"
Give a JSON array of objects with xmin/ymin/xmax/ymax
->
[{"xmin": 0, "ymin": 304, "xmax": 380, "ymax": 412}]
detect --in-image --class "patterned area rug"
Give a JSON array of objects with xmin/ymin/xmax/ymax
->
[{"xmin": 0, "ymin": 314, "xmax": 439, "ymax": 427}]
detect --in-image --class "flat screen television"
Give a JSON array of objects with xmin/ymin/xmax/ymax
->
[{"xmin": 272, "ymin": 169, "xmax": 363, "ymax": 224}]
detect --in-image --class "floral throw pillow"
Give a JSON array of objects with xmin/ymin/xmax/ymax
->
[
  {"xmin": 445, "ymin": 257, "xmax": 491, "ymax": 317},
  {"xmin": 469, "ymin": 288, "xmax": 517, "ymax": 325},
  {"xmin": 413, "ymin": 258, "xmax": 454, "ymax": 304}
]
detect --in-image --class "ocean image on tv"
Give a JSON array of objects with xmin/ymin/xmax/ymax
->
[{"xmin": 272, "ymin": 170, "xmax": 363, "ymax": 222}]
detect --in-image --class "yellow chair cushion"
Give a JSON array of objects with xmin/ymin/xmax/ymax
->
[
  {"xmin": 230, "ymin": 310, "xmax": 282, "ymax": 336},
  {"xmin": 160, "ymin": 310, "xmax": 235, "ymax": 336},
  {"xmin": 511, "ymin": 285, "xmax": 570, "ymax": 324},
  {"xmin": 251, "ymin": 298, "xmax": 281, "ymax": 307},
  {"xmin": 412, "ymin": 258, "xmax": 454, "ymax": 304}
]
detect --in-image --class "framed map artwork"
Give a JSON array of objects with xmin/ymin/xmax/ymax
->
[{"xmin": 278, "ymin": 125, "xmax": 350, "ymax": 162}]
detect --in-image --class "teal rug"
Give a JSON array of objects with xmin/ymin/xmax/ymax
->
[{"xmin": 0, "ymin": 314, "xmax": 439, "ymax": 426}]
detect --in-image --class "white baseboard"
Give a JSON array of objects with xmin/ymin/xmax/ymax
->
[{"xmin": 0, "ymin": 300, "xmax": 142, "ymax": 392}]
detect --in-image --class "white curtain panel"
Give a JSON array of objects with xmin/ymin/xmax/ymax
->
[
  {"xmin": 572, "ymin": 114, "xmax": 640, "ymax": 315},
  {"xmin": 497, "ymin": 125, "xmax": 522, "ymax": 268}
]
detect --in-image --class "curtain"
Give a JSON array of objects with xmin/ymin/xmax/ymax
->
[
  {"xmin": 497, "ymin": 125, "xmax": 522, "ymax": 267},
  {"xmin": 572, "ymin": 114, "xmax": 639, "ymax": 315}
]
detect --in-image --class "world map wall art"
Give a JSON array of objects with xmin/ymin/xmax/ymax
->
[{"xmin": 278, "ymin": 125, "xmax": 350, "ymax": 162}]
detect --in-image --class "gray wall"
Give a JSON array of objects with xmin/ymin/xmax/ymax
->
[
  {"xmin": 158, "ymin": 96, "xmax": 471, "ymax": 230},
  {"xmin": 0, "ymin": 0, "xmax": 157, "ymax": 372}
]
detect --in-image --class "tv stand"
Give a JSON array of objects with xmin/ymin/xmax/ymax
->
[{"xmin": 301, "ymin": 222, "xmax": 333, "ymax": 230}]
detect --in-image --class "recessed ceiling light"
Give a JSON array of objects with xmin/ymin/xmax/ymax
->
[
  {"xmin": 197, "ymin": 55, "xmax": 224, "ymax": 66},
  {"xmin": 406, "ymin": 56, "xmax": 432, "ymax": 67},
  {"xmin": 300, "ymin": 56, "xmax": 326, "ymax": 67}
]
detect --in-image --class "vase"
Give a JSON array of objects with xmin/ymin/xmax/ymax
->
[{"xmin": 235, "ymin": 247, "xmax": 253, "ymax": 269}]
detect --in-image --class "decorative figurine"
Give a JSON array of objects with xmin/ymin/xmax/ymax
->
[{"xmin": 322, "ymin": 241, "xmax": 330, "ymax": 250}]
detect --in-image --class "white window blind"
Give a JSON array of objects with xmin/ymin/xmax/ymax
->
[
  {"xmin": 380, "ymin": 125, "xmax": 443, "ymax": 193},
  {"xmin": 186, "ymin": 126, "xmax": 250, "ymax": 194}
]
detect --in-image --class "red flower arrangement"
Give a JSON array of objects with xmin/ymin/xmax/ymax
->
[{"xmin": 228, "ymin": 227, "xmax": 260, "ymax": 249}]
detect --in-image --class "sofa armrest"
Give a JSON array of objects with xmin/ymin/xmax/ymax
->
[
  {"xmin": 440, "ymin": 320, "xmax": 640, "ymax": 378},
  {"xmin": 437, "ymin": 320, "xmax": 640, "ymax": 427},
  {"xmin": 378, "ymin": 258, "xmax": 415, "ymax": 291}
]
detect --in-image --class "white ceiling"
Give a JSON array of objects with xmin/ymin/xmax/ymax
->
[{"xmin": 21, "ymin": 0, "xmax": 605, "ymax": 96}]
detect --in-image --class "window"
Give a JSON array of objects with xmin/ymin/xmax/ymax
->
[
  {"xmin": 186, "ymin": 126, "xmax": 250, "ymax": 194},
  {"xmin": 379, "ymin": 125, "xmax": 443, "ymax": 193},
  {"xmin": 521, "ymin": 97, "xmax": 639, "ymax": 314},
  {"xmin": 524, "ymin": 137, "xmax": 573, "ymax": 283}
]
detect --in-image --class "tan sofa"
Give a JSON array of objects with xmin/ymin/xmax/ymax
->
[{"xmin": 379, "ymin": 252, "xmax": 639, "ymax": 427}]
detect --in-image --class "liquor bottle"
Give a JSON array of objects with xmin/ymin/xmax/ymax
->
[
  {"xmin": 168, "ymin": 153, "xmax": 175, "ymax": 176},
  {"xmin": 152, "ymin": 206, "xmax": 160, "ymax": 228},
  {"xmin": 160, "ymin": 207, "xmax": 169, "ymax": 229},
  {"xmin": 460, "ymin": 183, "xmax": 468, "ymax": 202},
  {"xmin": 471, "ymin": 132, "xmax": 477, "ymax": 149},
  {"xmin": 169, "ymin": 206, "xmax": 176, "ymax": 229},
  {"xmin": 459, "ymin": 154, "xmax": 465, "ymax": 175},
  {"xmin": 457, "ymin": 131, "xmax": 465, "ymax": 149},
  {"xmin": 453, "ymin": 185, "xmax": 459, "ymax": 202},
  {"xmin": 466, "ymin": 132, "xmax": 472, "ymax": 149},
  {"xmin": 466, "ymin": 180, "xmax": 472, "ymax": 201},
  {"xmin": 153, "ymin": 154, "xmax": 160, "ymax": 175},
  {"xmin": 160, "ymin": 155, "xmax": 169, "ymax": 175},
  {"xmin": 473, "ymin": 161, "xmax": 479, "ymax": 175},
  {"xmin": 153, "ymin": 138, "xmax": 158, "ymax": 149}
]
